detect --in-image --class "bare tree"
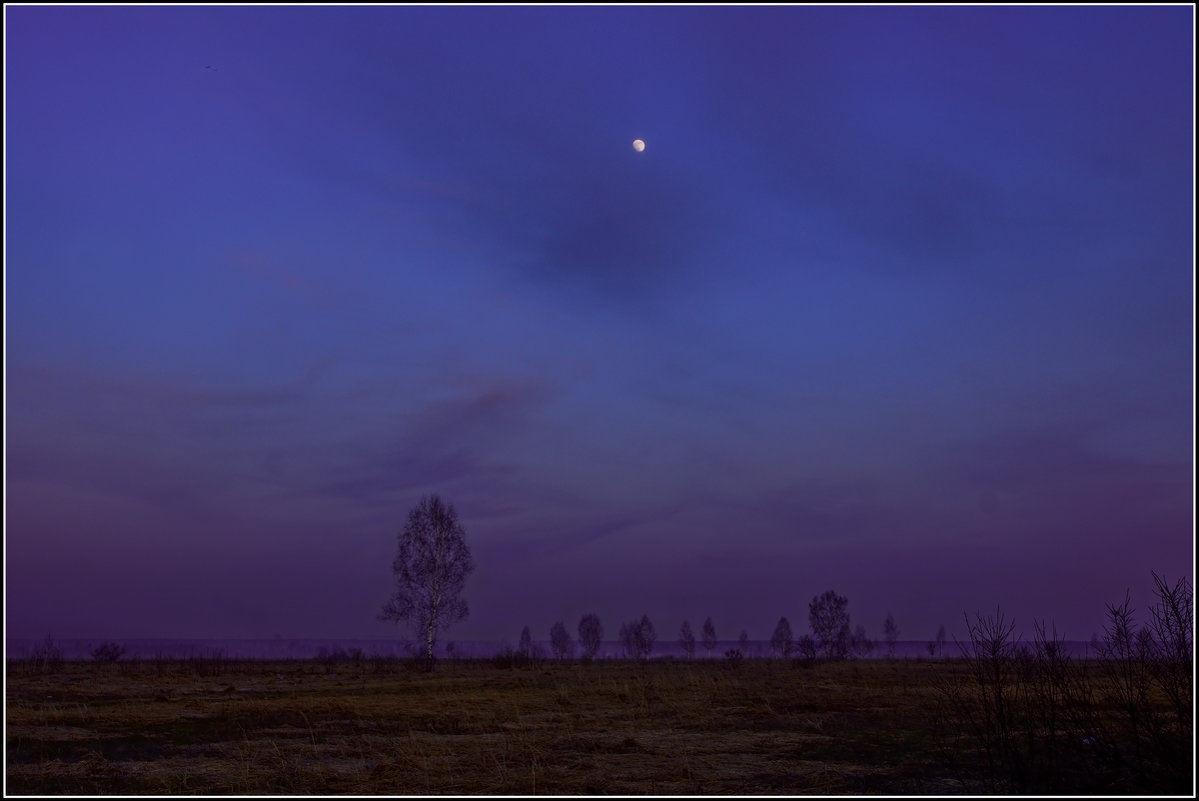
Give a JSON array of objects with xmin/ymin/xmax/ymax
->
[
  {"xmin": 550, "ymin": 620, "xmax": 574, "ymax": 660},
  {"xmin": 883, "ymin": 613, "xmax": 899, "ymax": 658},
  {"xmin": 936, "ymin": 624, "xmax": 947, "ymax": 658},
  {"xmin": 518, "ymin": 625, "xmax": 535, "ymax": 659},
  {"xmin": 809, "ymin": 590, "xmax": 851, "ymax": 660},
  {"xmin": 771, "ymin": 616, "xmax": 794, "ymax": 659},
  {"xmin": 702, "ymin": 616, "xmax": 717, "ymax": 658},
  {"xmin": 620, "ymin": 615, "xmax": 656, "ymax": 660},
  {"xmin": 578, "ymin": 613, "xmax": 604, "ymax": 661},
  {"xmin": 679, "ymin": 619, "xmax": 696, "ymax": 659},
  {"xmin": 380, "ymin": 494, "xmax": 474, "ymax": 668},
  {"xmin": 620, "ymin": 621, "xmax": 637, "ymax": 659},
  {"xmin": 642, "ymin": 615, "xmax": 657, "ymax": 658}
]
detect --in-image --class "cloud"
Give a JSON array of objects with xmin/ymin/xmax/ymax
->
[{"xmin": 310, "ymin": 376, "xmax": 554, "ymax": 510}]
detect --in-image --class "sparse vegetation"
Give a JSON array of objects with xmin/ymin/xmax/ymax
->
[
  {"xmin": 8, "ymin": 643, "xmax": 1189, "ymax": 795},
  {"xmin": 932, "ymin": 573, "xmax": 1194, "ymax": 793},
  {"xmin": 29, "ymin": 634, "xmax": 64, "ymax": 675},
  {"xmin": 10, "ymin": 574, "xmax": 1190, "ymax": 794}
]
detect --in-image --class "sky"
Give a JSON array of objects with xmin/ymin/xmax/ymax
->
[{"xmin": 5, "ymin": 5, "xmax": 1194, "ymax": 648}]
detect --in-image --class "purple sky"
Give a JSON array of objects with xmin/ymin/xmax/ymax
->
[{"xmin": 5, "ymin": 6, "xmax": 1194, "ymax": 647}]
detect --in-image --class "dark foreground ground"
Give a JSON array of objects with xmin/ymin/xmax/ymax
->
[{"xmin": 6, "ymin": 657, "xmax": 1192, "ymax": 794}]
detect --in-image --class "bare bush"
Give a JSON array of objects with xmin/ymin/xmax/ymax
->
[
  {"xmin": 936, "ymin": 573, "xmax": 1192, "ymax": 794},
  {"xmin": 1147, "ymin": 572, "xmax": 1192, "ymax": 739},
  {"xmin": 947, "ymin": 607, "xmax": 1029, "ymax": 792}
]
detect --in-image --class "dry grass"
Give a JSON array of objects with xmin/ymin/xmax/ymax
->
[{"xmin": 4, "ymin": 657, "xmax": 1187, "ymax": 794}]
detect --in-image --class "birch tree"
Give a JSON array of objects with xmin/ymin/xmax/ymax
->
[{"xmin": 380, "ymin": 494, "xmax": 474, "ymax": 668}]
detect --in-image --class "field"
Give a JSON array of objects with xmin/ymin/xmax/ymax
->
[{"xmin": 5, "ymin": 656, "xmax": 1192, "ymax": 795}]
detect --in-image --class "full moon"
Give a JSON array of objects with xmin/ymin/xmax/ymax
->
[{"xmin": 632, "ymin": 139, "xmax": 646, "ymax": 152}]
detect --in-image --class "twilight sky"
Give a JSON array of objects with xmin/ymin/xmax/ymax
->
[{"xmin": 5, "ymin": 5, "xmax": 1194, "ymax": 647}]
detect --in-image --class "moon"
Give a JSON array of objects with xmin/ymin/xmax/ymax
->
[{"xmin": 632, "ymin": 139, "xmax": 646, "ymax": 152}]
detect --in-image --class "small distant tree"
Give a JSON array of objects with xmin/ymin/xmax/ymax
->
[
  {"xmin": 926, "ymin": 640, "xmax": 936, "ymax": 657},
  {"xmin": 92, "ymin": 641, "xmax": 126, "ymax": 663},
  {"xmin": 578, "ymin": 613, "xmax": 604, "ymax": 661},
  {"xmin": 771, "ymin": 617, "xmax": 794, "ymax": 659},
  {"xmin": 809, "ymin": 590, "xmax": 851, "ymax": 660},
  {"xmin": 702, "ymin": 617, "xmax": 717, "ymax": 657},
  {"xmin": 518, "ymin": 625, "xmax": 535, "ymax": 658},
  {"xmin": 641, "ymin": 615, "xmax": 657, "ymax": 658},
  {"xmin": 679, "ymin": 619, "xmax": 696, "ymax": 659},
  {"xmin": 620, "ymin": 621, "xmax": 636, "ymax": 658},
  {"xmin": 380, "ymin": 494, "xmax": 474, "ymax": 669},
  {"xmin": 738, "ymin": 630, "xmax": 750, "ymax": 656},
  {"xmin": 620, "ymin": 615, "xmax": 656, "ymax": 660},
  {"xmin": 936, "ymin": 624, "xmax": 947, "ymax": 657},
  {"xmin": 883, "ymin": 613, "xmax": 899, "ymax": 658},
  {"xmin": 851, "ymin": 624, "xmax": 873, "ymax": 657},
  {"xmin": 550, "ymin": 620, "xmax": 574, "ymax": 660}
]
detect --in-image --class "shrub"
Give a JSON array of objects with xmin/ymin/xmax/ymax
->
[
  {"xmin": 91, "ymin": 641, "xmax": 126, "ymax": 663},
  {"xmin": 491, "ymin": 644, "xmax": 536, "ymax": 670}
]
